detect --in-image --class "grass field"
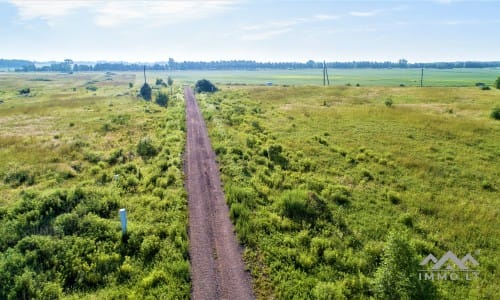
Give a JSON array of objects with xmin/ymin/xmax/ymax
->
[
  {"xmin": 199, "ymin": 84, "xmax": 499, "ymax": 299},
  {"xmin": 0, "ymin": 70, "xmax": 498, "ymax": 299},
  {"xmin": 0, "ymin": 73, "xmax": 190, "ymax": 299},
  {"xmin": 148, "ymin": 68, "xmax": 500, "ymax": 87}
]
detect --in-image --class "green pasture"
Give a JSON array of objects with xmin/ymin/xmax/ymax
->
[
  {"xmin": 0, "ymin": 73, "xmax": 190, "ymax": 299},
  {"xmin": 199, "ymin": 84, "xmax": 499, "ymax": 299},
  {"xmin": 144, "ymin": 68, "xmax": 499, "ymax": 87}
]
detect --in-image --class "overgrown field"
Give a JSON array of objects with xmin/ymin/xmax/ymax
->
[
  {"xmin": 199, "ymin": 85, "xmax": 499, "ymax": 299},
  {"xmin": 0, "ymin": 73, "xmax": 190, "ymax": 299}
]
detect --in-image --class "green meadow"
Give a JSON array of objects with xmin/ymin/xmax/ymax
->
[
  {"xmin": 198, "ymin": 84, "xmax": 499, "ymax": 299},
  {"xmin": 158, "ymin": 68, "xmax": 499, "ymax": 87},
  {"xmin": 0, "ymin": 73, "xmax": 190, "ymax": 299},
  {"xmin": 0, "ymin": 70, "xmax": 499, "ymax": 299}
]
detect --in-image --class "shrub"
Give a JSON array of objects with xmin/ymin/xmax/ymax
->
[
  {"xmin": 195, "ymin": 79, "xmax": 218, "ymax": 93},
  {"xmin": 373, "ymin": 230, "xmax": 437, "ymax": 299},
  {"xmin": 86, "ymin": 86, "xmax": 97, "ymax": 91},
  {"xmin": 387, "ymin": 191, "xmax": 401, "ymax": 204},
  {"xmin": 4, "ymin": 168, "xmax": 35, "ymax": 187},
  {"xmin": 19, "ymin": 88, "xmax": 30, "ymax": 95},
  {"xmin": 495, "ymin": 76, "xmax": 500, "ymax": 89},
  {"xmin": 156, "ymin": 91, "xmax": 169, "ymax": 107},
  {"xmin": 481, "ymin": 86, "xmax": 491, "ymax": 90},
  {"xmin": 384, "ymin": 98, "xmax": 393, "ymax": 107},
  {"xmin": 490, "ymin": 106, "xmax": 500, "ymax": 120},
  {"xmin": 137, "ymin": 137, "xmax": 158, "ymax": 159},
  {"xmin": 280, "ymin": 190, "xmax": 328, "ymax": 222},
  {"xmin": 140, "ymin": 83, "xmax": 152, "ymax": 101}
]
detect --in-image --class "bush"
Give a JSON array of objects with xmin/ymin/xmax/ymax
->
[
  {"xmin": 140, "ymin": 83, "xmax": 152, "ymax": 101},
  {"xmin": 86, "ymin": 86, "xmax": 97, "ymax": 92},
  {"xmin": 373, "ymin": 230, "xmax": 437, "ymax": 299},
  {"xmin": 495, "ymin": 76, "xmax": 500, "ymax": 89},
  {"xmin": 156, "ymin": 91, "xmax": 169, "ymax": 107},
  {"xmin": 490, "ymin": 106, "xmax": 500, "ymax": 120},
  {"xmin": 481, "ymin": 86, "xmax": 491, "ymax": 90},
  {"xmin": 280, "ymin": 189, "xmax": 329, "ymax": 222},
  {"xmin": 19, "ymin": 88, "xmax": 30, "ymax": 95},
  {"xmin": 195, "ymin": 79, "xmax": 218, "ymax": 93},
  {"xmin": 4, "ymin": 168, "xmax": 35, "ymax": 187},
  {"xmin": 384, "ymin": 98, "xmax": 393, "ymax": 107},
  {"xmin": 137, "ymin": 137, "xmax": 157, "ymax": 159}
]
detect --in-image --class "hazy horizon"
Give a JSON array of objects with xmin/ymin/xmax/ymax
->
[{"xmin": 1, "ymin": 0, "xmax": 499, "ymax": 63}]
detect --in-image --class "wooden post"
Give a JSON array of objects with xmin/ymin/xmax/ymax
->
[{"xmin": 143, "ymin": 66, "xmax": 147, "ymax": 84}]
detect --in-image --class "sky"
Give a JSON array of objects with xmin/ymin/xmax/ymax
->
[{"xmin": 1, "ymin": 0, "xmax": 499, "ymax": 63}]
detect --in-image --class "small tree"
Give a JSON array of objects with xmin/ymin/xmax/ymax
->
[
  {"xmin": 373, "ymin": 230, "xmax": 437, "ymax": 299},
  {"xmin": 167, "ymin": 76, "xmax": 173, "ymax": 95},
  {"xmin": 155, "ymin": 91, "xmax": 169, "ymax": 107},
  {"xmin": 491, "ymin": 106, "xmax": 500, "ymax": 120},
  {"xmin": 140, "ymin": 83, "xmax": 152, "ymax": 101},
  {"xmin": 155, "ymin": 78, "xmax": 166, "ymax": 87},
  {"xmin": 140, "ymin": 65, "xmax": 152, "ymax": 101},
  {"xmin": 195, "ymin": 79, "xmax": 218, "ymax": 93},
  {"xmin": 495, "ymin": 76, "xmax": 500, "ymax": 89}
]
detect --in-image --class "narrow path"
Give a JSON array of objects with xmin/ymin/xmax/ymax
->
[{"xmin": 184, "ymin": 86, "xmax": 254, "ymax": 300}]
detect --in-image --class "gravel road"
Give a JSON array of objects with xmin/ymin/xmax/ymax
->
[{"xmin": 184, "ymin": 86, "xmax": 254, "ymax": 300}]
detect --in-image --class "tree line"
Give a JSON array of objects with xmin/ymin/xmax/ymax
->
[{"xmin": 3, "ymin": 58, "xmax": 500, "ymax": 72}]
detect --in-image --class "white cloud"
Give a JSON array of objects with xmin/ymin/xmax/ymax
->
[
  {"xmin": 9, "ymin": 0, "xmax": 93, "ymax": 21},
  {"xmin": 349, "ymin": 10, "xmax": 381, "ymax": 17},
  {"xmin": 241, "ymin": 28, "xmax": 293, "ymax": 41},
  {"xmin": 313, "ymin": 14, "xmax": 339, "ymax": 21},
  {"xmin": 9, "ymin": 0, "xmax": 238, "ymax": 27}
]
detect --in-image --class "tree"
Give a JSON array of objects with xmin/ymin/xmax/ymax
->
[
  {"xmin": 373, "ymin": 230, "xmax": 437, "ymax": 299},
  {"xmin": 167, "ymin": 76, "xmax": 173, "ymax": 95},
  {"xmin": 155, "ymin": 78, "xmax": 166, "ymax": 87},
  {"xmin": 495, "ymin": 76, "xmax": 500, "ymax": 89},
  {"xmin": 140, "ymin": 83, "xmax": 152, "ymax": 101},
  {"xmin": 155, "ymin": 91, "xmax": 169, "ymax": 107},
  {"xmin": 140, "ymin": 65, "xmax": 152, "ymax": 101},
  {"xmin": 195, "ymin": 79, "xmax": 218, "ymax": 93}
]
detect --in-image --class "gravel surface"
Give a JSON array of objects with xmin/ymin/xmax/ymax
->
[{"xmin": 184, "ymin": 86, "xmax": 254, "ymax": 300}]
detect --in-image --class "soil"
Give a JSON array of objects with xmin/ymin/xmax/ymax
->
[{"xmin": 184, "ymin": 86, "xmax": 254, "ymax": 300}]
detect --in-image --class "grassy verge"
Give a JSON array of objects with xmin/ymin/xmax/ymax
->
[
  {"xmin": 0, "ymin": 73, "xmax": 190, "ymax": 299},
  {"xmin": 199, "ymin": 85, "xmax": 499, "ymax": 299}
]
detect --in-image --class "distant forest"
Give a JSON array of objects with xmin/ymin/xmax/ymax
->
[{"xmin": 1, "ymin": 58, "xmax": 500, "ymax": 72}]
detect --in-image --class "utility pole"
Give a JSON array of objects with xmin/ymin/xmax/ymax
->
[
  {"xmin": 143, "ymin": 65, "xmax": 147, "ymax": 84},
  {"xmin": 420, "ymin": 67, "xmax": 424, "ymax": 87},
  {"xmin": 323, "ymin": 60, "xmax": 330, "ymax": 86}
]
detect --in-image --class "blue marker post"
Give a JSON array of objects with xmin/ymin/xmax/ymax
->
[{"xmin": 119, "ymin": 208, "xmax": 127, "ymax": 234}]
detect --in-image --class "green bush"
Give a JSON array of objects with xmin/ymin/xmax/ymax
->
[
  {"xmin": 137, "ymin": 137, "xmax": 158, "ymax": 159},
  {"xmin": 19, "ymin": 87, "xmax": 30, "ymax": 95},
  {"xmin": 4, "ymin": 168, "xmax": 35, "ymax": 187},
  {"xmin": 384, "ymin": 98, "xmax": 393, "ymax": 107},
  {"xmin": 140, "ymin": 83, "xmax": 152, "ymax": 101},
  {"xmin": 495, "ymin": 76, "xmax": 500, "ymax": 89},
  {"xmin": 195, "ymin": 79, "xmax": 218, "ymax": 93},
  {"xmin": 156, "ymin": 91, "xmax": 169, "ymax": 107},
  {"xmin": 491, "ymin": 106, "xmax": 500, "ymax": 120},
  {"xmin": 373, "ymin": 230, "xmax": 437, "ymax": 299}
]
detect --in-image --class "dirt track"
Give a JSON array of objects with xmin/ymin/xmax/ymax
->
[{"xmin": 184, "ymin": 86, "xmax": 254, "ymax": 300}]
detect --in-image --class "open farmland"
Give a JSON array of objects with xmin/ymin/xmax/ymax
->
[
  {"xmin": 151, "ymin": 68, "xmax": 499, "ymax": 87},
  {"xmin": 198, "ymin": 84, "xmax": 499, "ymax": 299},
  {"xmin": 0, "ymin": 73, "xmax": 190, "ymax": 299}
]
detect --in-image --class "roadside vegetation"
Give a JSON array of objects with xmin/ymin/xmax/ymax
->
[
  {"xmin": 199, "ymin": 85, "xmax": 499, "ymax": 299},
  {"xmin": 0, "ymin": 73, "xmax": 189, "ymax": 299}
]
